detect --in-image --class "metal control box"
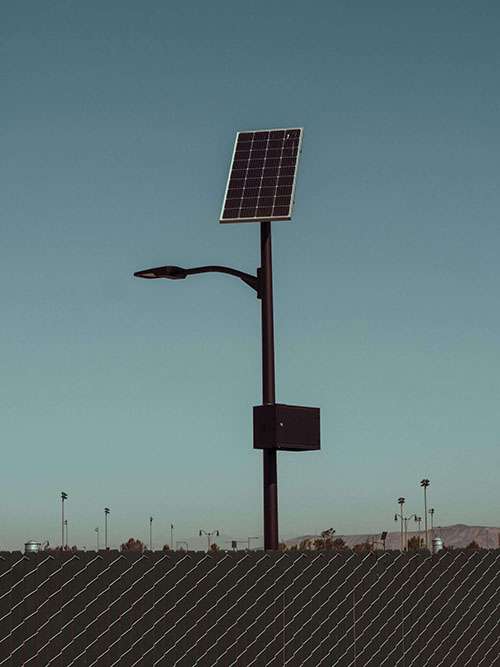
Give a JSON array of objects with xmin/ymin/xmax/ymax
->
[{"xmin": 253, "ymin": 404, "xmax": 320, "ymax": 452}]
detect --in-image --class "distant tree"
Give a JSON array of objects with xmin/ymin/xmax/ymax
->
[
  {"xmin": 288, "ymin": 544, "xmax": 298, "ymax": 551},
  {"xmin": 314, "ymin": 528, "xmax": 336, "ymax": 551},
  {"xmin": 162, "ymin": 544, "xmax": 171, "ymax": 551},
  {"xmin": 465, "ymin": 540, "xmax": 481, "ymax": 550},
  {"xmin": 120, "ymin": 538, "xmax": 145, "ymax": 553},
  {"xmin": 46, "ymin": 545, "xmax": 79, "ymax": 554},
  {"xmin": 407, "ymin": 536, "xmax": 424, "ymax": 551},
  {"xmin": 299, "ymin": 538, "xmax": 314, "ymax": 550},
  {"xmin": 352, "ymin": 541, "xmax": 373, "ymax": 554},
  {"xmin": 332, "ymin": 537, "xmax": 348, "ymax": 552},
  {"xmin": 278, "ymin": 542, "xmax": 288, "ymax": 551},
  {"xmin": 209, "ymin": 542, "xmax": 220, "ymax": 553}
]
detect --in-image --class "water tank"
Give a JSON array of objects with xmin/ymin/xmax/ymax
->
[
  {"xmin": 24, "ymin": 541, "xmax": 42, "ymax": 554},
  {"xmin": 432, "ymin": 537, "xmax": 444, "ymax": 554}
]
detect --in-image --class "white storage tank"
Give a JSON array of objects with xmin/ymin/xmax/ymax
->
[
  {"xmin": 432, "ymin": 537, "xmax": 444, "ymax": 554},
  {"xmin": 24, "ymin": 541, "xmax": 42, "ymax": 554}
]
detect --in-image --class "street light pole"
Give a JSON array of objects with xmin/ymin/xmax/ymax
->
[
  {"xmin": 260, "ymin": 222, "xmax": 278, "ymax": 550},
  {"xmin": 429, "ymin": 508, "xmax": 435, "ymax": 537},
  {"xmin": 61, "ymin": 492, "xmax": 68, "ymax": 551},
  {"xmin": 416, "ymin": 516, "xmax": 422, "ymax": 548},
  {"xmin": 134, "ymin": 217, "xmax": 316, "ymax": 552},
  {"xmin": 95, "ymin": 527, "xmax": 100, "ymax": 550},
  {"xmin": 104, "ymin": 508, "xmax": 110, "ymax": 549},
  {"xmin": 420, "ymin": 478, "xmax": 430, "ymax": 549},
  {"xmin": 64, "ymin": 519, "xmax": 68, "ymax": 549},
  {"xmin": 398, "ymin": 497, "xmax": 405, "ymax": 551},
  {"xmin": 149, "ymin": 516, "xmax": 153, "ymax": 551},
  {"xmin": 170, "ymin": 523, "xmax": 174, "ymax": 550}
]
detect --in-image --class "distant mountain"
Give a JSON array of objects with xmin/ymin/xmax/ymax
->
[{"xmin": 285, "ymin": 524, "xmax": 500, "ymax": 550}]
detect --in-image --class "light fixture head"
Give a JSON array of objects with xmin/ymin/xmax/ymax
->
[{"xmin": 134, "ymin": 265, "xmax": 188, "ymax": 280}]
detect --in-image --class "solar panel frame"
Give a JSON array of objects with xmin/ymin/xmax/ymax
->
[{"xmin": 219, "ymin": 127, "xmax": 303, "ymax": 224}]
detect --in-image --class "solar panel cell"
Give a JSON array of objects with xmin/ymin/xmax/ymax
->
[{"xmin": 220, "ymin": 127, "xmax": 302, "ymax": 223}]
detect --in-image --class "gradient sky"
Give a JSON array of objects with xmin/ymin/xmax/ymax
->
[{"xmin": 2, "ymin": 1, "xmax": 499, "ymax": 551}]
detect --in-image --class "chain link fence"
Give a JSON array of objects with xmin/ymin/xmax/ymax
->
[{"xmin": 0, "ymin": 550, "xmax": 498, "ymax": 666}]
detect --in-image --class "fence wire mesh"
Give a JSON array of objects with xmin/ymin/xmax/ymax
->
[{"xmin": 0, "ymin": 550, "xmax": 498, "ymax": 666}]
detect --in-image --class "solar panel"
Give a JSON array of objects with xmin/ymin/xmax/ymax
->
[{"xmin": 220, "ymin": 127, "xmax": 303, "ymax": 223}]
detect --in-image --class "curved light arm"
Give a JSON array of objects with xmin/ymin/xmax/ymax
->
[
  {"xmin": 134, "ymin": 264, "xmax": 260, "ymax": 295},
  {"xmin": 185, "ymin": 266, "xmax": 259, "ymax": 293}
]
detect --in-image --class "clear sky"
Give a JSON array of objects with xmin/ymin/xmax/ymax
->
[{"xmin": 2, "ymin": 1, "xmax": 499, "ymax": 551}]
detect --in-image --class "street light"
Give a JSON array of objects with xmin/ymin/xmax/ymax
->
[
  {"xmin": 415, "ymin": 516, "xmax": 423, "ymax": 549},
  {"xmin": 104, "ymin": 508, "xmax": 110, "ymax": 549},
  {"xmin": 429, "ymin": 508, "xmax": 435, "ymax": 537},
  {"xmin": 420, "ymin": 478, "xmax": 430, "ymax": 549},
  {"xmin": 60, "ymin": 492, "xmax": 68, "ymax": 551},
  {"xmin": 396, "ymin": 497, "xmax": 405, "ymax": 551},
  {"xmin": 135, "ymin": 245, "xmax": 319, "ymax": 551},
  {"xmin": 199, "ymin": 529, "xmax": 220, "ymax": 550}
]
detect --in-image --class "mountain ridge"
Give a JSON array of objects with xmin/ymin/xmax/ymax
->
[{"xmin": 285, "ymin": 524, "xmax": 500, "ymax": 550}]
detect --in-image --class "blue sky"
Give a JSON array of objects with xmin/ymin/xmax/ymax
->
[{"xmin": 1, "ymin": 1, "xmax": 499, "ymax": 550}]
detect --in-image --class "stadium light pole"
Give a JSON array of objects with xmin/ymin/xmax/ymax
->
[
  {"xmin": 134, "ymin": 231, "xmax": 280, "ymax": 549},
  {"xmin": 149, "ymin": 516, "xmax": 153, "ymax": 551},
  {"xmin": 420, "ymin": 478, "xmax": 430, "ymax": 549},
  {"xmin": 64, "ymin": 519, "xmax": 68, "ymax": 549},
  {"xmin": 95, "ymin": 527, "xmax": 100, "ymax": 550},
  {"xmin": 104, "ymin": 507, "xmax": 110, "ymax": 549},
  {"xmin": 60, "ymin": 492, "xmax": 68, "ymax": 551}
]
